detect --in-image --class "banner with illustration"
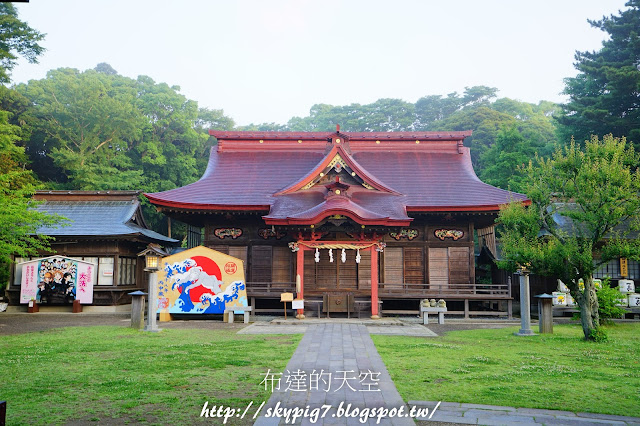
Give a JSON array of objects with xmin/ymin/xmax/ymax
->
[
  {"xmin": 20, "ymin": 256, "xmax": 95, "ymax": 304},
  {"xmin": 157, "ymin": 246, "xmax": 248, "ymax": 314}
]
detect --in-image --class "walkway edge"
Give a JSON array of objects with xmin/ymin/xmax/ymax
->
[{"xmin": 408, "ymin": 400, "xmax": 640, "ymax": 425}]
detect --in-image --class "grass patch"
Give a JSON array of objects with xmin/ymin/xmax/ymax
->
[
  {"xmin": 1, "ymin": 326, "xmax": 300, "ymax": 425},
  {"xmin": 373, "ymin": 323, "xmax": 640, "ymax": 417}
]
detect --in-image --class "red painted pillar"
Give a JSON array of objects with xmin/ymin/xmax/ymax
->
[
  {"xmin": 296, "ymin": 247, "xmax": 305, "ymax": 319},
  {"xmin": 370, "ymin": 246, "xmax": 380, "ymax": 319}
]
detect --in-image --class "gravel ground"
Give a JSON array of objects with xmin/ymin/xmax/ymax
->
[
  {"xmin": 0, "ymin": 313, "xmax": 247, "ymax": 335},
  {"xmin": 0, "ymin": 312, "xmax": 523, "ymax": 336}
]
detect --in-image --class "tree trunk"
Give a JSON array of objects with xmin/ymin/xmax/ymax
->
[{"xmin": 578, "ymin": 276, "xmax": 600, "ymax": 340}]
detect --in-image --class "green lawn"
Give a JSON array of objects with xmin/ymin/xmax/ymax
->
[
  {"xmin": 373, "ymin": 323, "xmax": 640, "ymax": 417},
  {"xmin": 1, "ymin": 326, "xmax": 301, "ymax": 425}
]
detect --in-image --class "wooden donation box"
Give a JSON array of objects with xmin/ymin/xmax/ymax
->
[{"xmin": 323, "ymin": 292, "xmax": 354, "ymax": 314}]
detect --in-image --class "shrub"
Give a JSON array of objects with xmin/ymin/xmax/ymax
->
[
  {"xmin": 588, "ymin": 326, "xmax": 608, "ymax": 343},
  {"xmin": 597, "ymin": 280, "xmax": 627, "ymax": 323}
]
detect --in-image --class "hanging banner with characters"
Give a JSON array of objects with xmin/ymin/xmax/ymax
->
[
  {"xmin": 157, "ymin": 246, "xmax": 248, "ymax": 314},
  {"xmin": 20, "ymin": 256, "xmax": 95, "ymax": 304}
]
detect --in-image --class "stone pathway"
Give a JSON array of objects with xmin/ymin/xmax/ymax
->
[
  {"xmin": 239, "ymin": 321, "xmax": 436, "ymax": 337},
  {"xmin": 247, "ymin": 320, "xmax": 640, "ymax": 425},
  {"xmin": 238, "ymin": 322, "xmax": 308, "ymax": 335},
  {"xmin": 410, "ymin": 401, "xmax": 640, "ymax": 425},
  {"xmin": 254, "ymin": 323, "xmax": 417, "ymax": 425}
]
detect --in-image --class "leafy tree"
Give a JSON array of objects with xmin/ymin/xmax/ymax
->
[
  {"xmin": 0, "ymin": 4, "xmax": 45, "ymax": 83},
  {"xmin": 557, "ymin": 1, "xmax": 640, "ymax": 146},
  {"xmin": 478, "ymin": 125, "xmax": 534, "ymax": 192},
  {"xmin": 431, "ymin": 106, "xmax": 517, "ymax": 165},
  {"xmin": 15, "ymin": 65, "xmax": 235, "ymax": 238},
  {"xmin": 414, "ymin": 86, "xmax": 498, "ymax": 128},
  {"xmin": 282, "ymin": 98, "xmax": 416, "ymax": 132},
  {"xmin": 595, "ymin": 281, "xmax": 628, "ymax": 323},
  {"xmin": 17, "ymin": 68, "xmax": 146, "ymax": 190},
  {"xmin": 0, "ymin": 110, "xmax": 63, "ymax": 289},
  {"xmin": 94, "ymin": 62, "xmax": 118, "ymax": 75},
  {"xmin": 196, "ymin": 107, "xmax": 235, "ymax": 133},
  {"xmin": 16, "ymin": 67, "xmax": 232, "ymax": 195},
  {"xmin": 0, "ymin": 85, "xmax": 37, "ymax": 146},
  {"xmin": 498, "ymin": 135, "xmax": 640, "ymax": 340}
]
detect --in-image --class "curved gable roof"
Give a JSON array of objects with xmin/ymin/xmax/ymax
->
[{"xmin": 146, "ymin": 131, "xmax": 528, "ymax": 219}]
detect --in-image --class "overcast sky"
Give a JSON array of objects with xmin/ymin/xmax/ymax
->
[{"xmin": 13, "ymin": 0, "xmax": 629, "ymax": 126}]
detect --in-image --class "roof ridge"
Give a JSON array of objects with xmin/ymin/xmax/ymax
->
[{"xmin": 274, "ymin": 145, "xmax": 400, "ymax": 196}]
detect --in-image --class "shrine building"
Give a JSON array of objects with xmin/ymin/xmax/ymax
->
[
  {"xmin": 145, "ymin": 129, "xmax": 528, "ymax": 318},
  {"xmin": 7, "ymin": 191, "xmax": 178, "ymax": 309}
]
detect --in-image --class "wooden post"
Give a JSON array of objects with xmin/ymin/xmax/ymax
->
[
  {"xmin": 371, "ymin": 247, "xmax": 380, "ymax": 319},
  {"xmin": 1, "ymin": 400, "xmax": 6, "ymax": 426},
  {"xmin": 296, "ymin": 248, "xmax": 305, "ymax": 319},
  {"xmin": 464, "ymin": 299, "xmax": 469, "ymax": 319}
]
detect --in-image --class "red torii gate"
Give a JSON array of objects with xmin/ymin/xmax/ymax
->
[{"xmin": 289, "ymin": 240, "xmax": 385, "ymax": 319}]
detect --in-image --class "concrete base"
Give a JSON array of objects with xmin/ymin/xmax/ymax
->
[
  {"xmin": 295, "ymin": 314, "xmax": 305, "ymax": 319},
  {"xmin": 224, "ymin": 306, "xmax": 252, "ymax": 324},
  {"xmin": 514, "ymin": 329, "xmax": 537, "ymax": 336},
  {"xmin": 370, "ymin": 314, "xmax": 381, "ymax": 320},
  {"xmin": 421, "ymin": 307, "xmax": 447, "ymax": 325}
]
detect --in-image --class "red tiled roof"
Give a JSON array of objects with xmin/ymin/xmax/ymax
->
[
  {"xmin": 146, "ymin": 131, "xmax": 528, "ymax": 224},
  {"xmin": 209, "ymin": 130, "xmax": 473, "ymax": 141},
  {"xmin": 145, "ymin": 150, "xmax": 324, "ymax": 208},
  {"xmin": 264, "ymin": 192, "xmax": 412, "ymax": 226},
  {"xmin": 352, "ymin": 151, "xmax": 525, "ymax": 209},
  {"xmin": 276, "ymin": 144, "xmax": 400, "ymax": 195}
]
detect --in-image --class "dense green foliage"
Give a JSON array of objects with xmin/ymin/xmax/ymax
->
[
  {"xmin": 476, "ymin": 125, "xmax": 535, "ymax": 193},
  {"xmin": 0, "ymin": 9, "xmax": 62, "ymax": 289},
  {"xmin": 0, "ymin": 110, "xmax": 64, "ymax": 288},
  {"xmin": 16, "ymin": 67, "xmax": 234, "ymax": 192},
  {"xmin": 374, "ymin": 323, "xmax": 640, "ymax": 416},
  {"xmin": 0, "ymin": 4, "xmax": 45, "ymax": 84},
  {"xmin": 498, "ymin": 135, "xmax": 640, "ymax": 340},
  {"xmin": 596, "ymin": 282, "xmax": 628, "ymax": 323},
  {"xmin": 12, "ymin": 66, "xmax": 235, "ymax": 235},
  {"xmin": 558, "ymin": 0, "xmax": 640, "ymax": 146},
  {"xmin": 240, "ymin": 87, "xmax": 559, "ymax": 176}
]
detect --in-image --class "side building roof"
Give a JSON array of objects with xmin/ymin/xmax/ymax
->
[{"xmin": 32, "ymin": 191, "xmax": 178, "ymax": 245}]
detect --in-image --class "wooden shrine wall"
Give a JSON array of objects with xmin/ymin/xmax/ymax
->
[{"xmin": 201, "ymin": 215, "xmax": 479, "ymax": 286}]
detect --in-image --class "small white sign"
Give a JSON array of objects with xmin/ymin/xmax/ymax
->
[{"xmin": 292, "ymin": 299, "xmax": 304, "ymax": 310}]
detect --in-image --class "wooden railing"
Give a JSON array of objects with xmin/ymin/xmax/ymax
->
[
  {"xmin": 378, "ymin": 282, "xmax": 511, "ymax": 298},
  {"xmin": 246, "ymin": 282, "xmax": 296, "ymax": 295},
  {"xmin": 246, "ymin": 281, "xmax": 510, "ymax": 298}
]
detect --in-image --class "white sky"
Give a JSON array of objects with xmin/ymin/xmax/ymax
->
[{"xmin": 13, "ymin": 0, "xmax": 629, "ymax": 126}]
